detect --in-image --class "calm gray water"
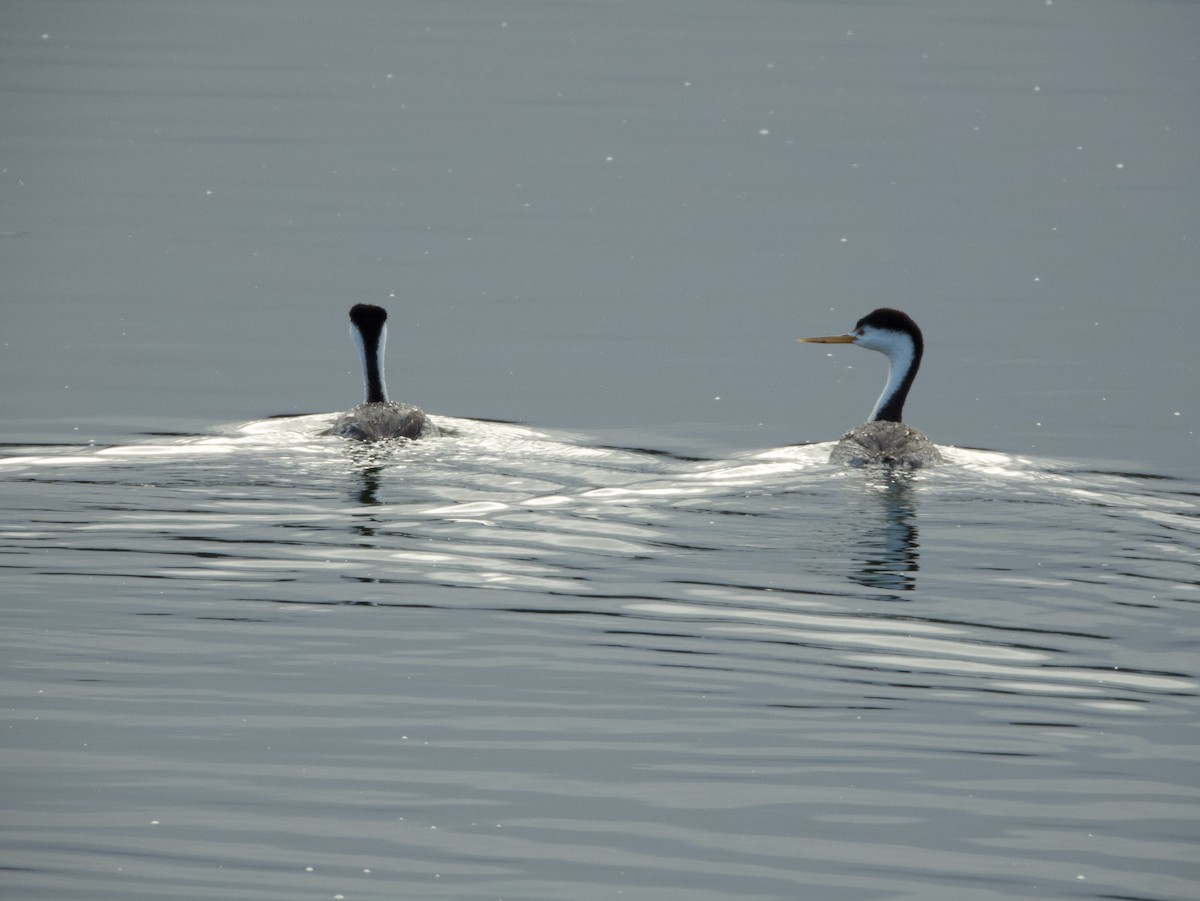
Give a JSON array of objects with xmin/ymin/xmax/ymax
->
[{"xmin": 2, "ymin": 2, "xmax": 1198, "ymax": 900}]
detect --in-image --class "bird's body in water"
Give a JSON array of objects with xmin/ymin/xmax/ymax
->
[
  {"xmin": 799, "ymin": 308, "xmax": 942, "ymax": 468},
  {"xmin": 331, "ymin": 303, "xmax": 437, "ymax": 441}
]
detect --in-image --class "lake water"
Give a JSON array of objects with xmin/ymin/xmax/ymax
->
[{"xmin": 2, "ymin": 2, "xmax": 1197, "ymax": 900}]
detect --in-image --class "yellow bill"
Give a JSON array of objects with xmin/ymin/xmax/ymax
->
[{"xmin": 798, "ymin": 333, "xmax": 856, "ymax": 344}]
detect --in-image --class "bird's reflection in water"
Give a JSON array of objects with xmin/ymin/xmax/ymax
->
[
  {"xmin": 844, "ymin": 473, "xmax": 922, "ymax": 594},
  {"xmin": 353, "ymin": 464, "xmax": 384, "ymax": 507},
  {"xmin": 338, "ymin": 442, "xmax": 401, "ymax": 506}
]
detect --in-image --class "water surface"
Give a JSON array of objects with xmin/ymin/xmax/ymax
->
[{"xmin": 3, "ymin": 417, "xmax": 1197, "ymax": 900}]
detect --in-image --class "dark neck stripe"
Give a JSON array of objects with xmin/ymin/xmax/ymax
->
[{"xmin": 873, "ymin": 331, "xmax": 922, "ymax": 423}]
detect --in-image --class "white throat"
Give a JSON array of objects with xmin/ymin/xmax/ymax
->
[{"xmin": 866, "ymin": 332, "xmax": 914, "ymax": 422}]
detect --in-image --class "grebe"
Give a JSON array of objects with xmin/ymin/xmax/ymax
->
[
  {"xmin": 331, "ymin": 303, "xmax": 437, "ymax": 441},
  {"xmin": 799, "ymin": 308, "xmax": 941, "ymax": 467}
]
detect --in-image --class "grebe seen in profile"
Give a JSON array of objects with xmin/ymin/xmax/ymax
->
[
  {"xmin": 331, "ymin": 303, "xmax": 437, "ymax": 441},
  {"xmin": 799, "ymin": 308, "xmax": 942, "ymax": 467}
]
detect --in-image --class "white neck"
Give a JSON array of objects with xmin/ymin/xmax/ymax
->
[
  {"xmin": 352, "ymin": 321, "xmax": 389, "ymax": 404},
  {"xmin": 867, "ymin": 334, "xmax": 914, "ymax": 422}
]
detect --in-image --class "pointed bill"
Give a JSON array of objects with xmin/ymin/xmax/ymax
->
[{"xmin": 798, "ymin": 333, "xmax": 856, "ymax": 344}]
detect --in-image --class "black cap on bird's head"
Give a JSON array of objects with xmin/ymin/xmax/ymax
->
[
  {"xmin": 853, "ymin": 307, "xmax": 920, "ymax": 338},
  {"xmin": 349, "ymin": 303, "xmax": 388, "ymax": 332}
]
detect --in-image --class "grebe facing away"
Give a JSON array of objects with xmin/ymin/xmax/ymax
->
[
  {"xmin": 331, "ymin": 303, "xmax": 437, "ymax": 441},
  {"xmin": 799, "ymin": 308, "xmax": 942, "ymax": 468}
]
